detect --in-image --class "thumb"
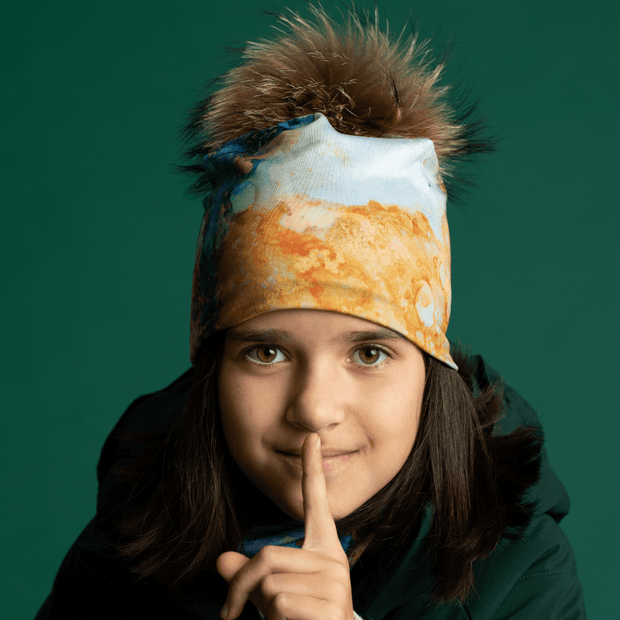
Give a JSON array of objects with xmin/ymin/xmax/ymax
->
[{"xmin": 217, "ymin": 551, "xmax": 251, "ymax": 584}]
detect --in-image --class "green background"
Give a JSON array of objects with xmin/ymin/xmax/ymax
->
[{"xmin": 2, "ymin": 0, "xmax": 618, "ymax": 617}]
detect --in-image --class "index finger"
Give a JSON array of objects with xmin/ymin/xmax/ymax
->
[{"xmin": 301, "ymin": 433, "xmax": 340, "ymax": 550}]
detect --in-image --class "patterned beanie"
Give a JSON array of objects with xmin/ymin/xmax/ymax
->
[
  {"xmin": 190, "ymin": 112, "xmax": 455, "ymax": 368},
  {"xmin": 183, "ymin": 3, "xmax": 493, "ymax": 370}
]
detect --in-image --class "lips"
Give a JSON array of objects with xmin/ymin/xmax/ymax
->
[
  {"xmin": 276, "ymin": 448, "xmax": 358, "ymax": 474},
  {"xmin": 276, "ymin": 448, "xmax": 357, "ymax": 458}
]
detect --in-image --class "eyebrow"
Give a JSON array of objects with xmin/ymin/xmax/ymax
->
[
  {"xmin": 227, "ymin": 328, "xmax": 294, "ymax": 343},
  {"xmin": 226, "ymin": 327, "xmax": 407, "ymax": 344},
  {"xmin": 341, "ymin": 328, "xmax": 408, "ymax": 343}
]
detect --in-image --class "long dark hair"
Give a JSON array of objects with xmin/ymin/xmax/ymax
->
[{"xmin": 114, "ymin": 331, "xmax": 541, "ymax": 603}]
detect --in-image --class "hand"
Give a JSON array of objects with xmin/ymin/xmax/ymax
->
[{"xmin": 217, "ymin": 433, "xmax": 355, "ymax": 620}]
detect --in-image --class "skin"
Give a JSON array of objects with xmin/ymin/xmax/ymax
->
[{"xmin": 216, "ymin": 309, "xmax": 426, "ymax": 620}]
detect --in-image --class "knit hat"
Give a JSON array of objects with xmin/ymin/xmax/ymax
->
[{"xmin": 182, "ymin": 3, "xmax": 493, "ymax": 369}]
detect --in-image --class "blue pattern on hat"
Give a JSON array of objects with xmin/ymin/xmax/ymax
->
[{"xmin": 194, "ymin": 115, "xmax": 315, "ymax": 336}]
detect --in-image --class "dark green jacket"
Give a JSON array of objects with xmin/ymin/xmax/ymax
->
[{"xmin": 36, "ymin": 354, "xmax": 586, "ymax": 619}]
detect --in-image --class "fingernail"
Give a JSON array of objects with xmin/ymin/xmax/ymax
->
[
  {"xmin": 219, "ymin": 603, "xmax": 229, "ymax": 619},
  {"xmin": 315, "ymin": 435, "xmax": 321, "ymax": 449}
]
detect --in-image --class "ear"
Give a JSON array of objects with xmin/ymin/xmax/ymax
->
[{"xmin": 216, "ymin": 551, "xmax": 251, "ymax": 583}]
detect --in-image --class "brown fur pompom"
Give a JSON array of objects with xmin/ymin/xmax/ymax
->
[{"xmin": 181, "ymin": 2, "xmax": 495, "ymax": 201}]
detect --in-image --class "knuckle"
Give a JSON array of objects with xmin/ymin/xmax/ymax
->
[
  {"xmin": 256, "ymin": 545, "xmax": 276, "ymax": 565},
  {"xmin": 333, "ymin": 560, "xmax": 351, "ymax": 580},
  {"xmin": 322, "ymin": 569, "xmax": 351, "ymax": 603},
  {"xmin": 260, "ymin": 573, "xmax": 278, "ymax": 598},
  {"xmin": 327, "ymin": 581, "xmax": 346, "ymax": 601},
  {"xmin": 270, "ymin": 591, "xmax": 291, "ymax": 615}
]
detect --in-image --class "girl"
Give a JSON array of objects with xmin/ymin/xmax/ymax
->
[{"xmin": 36, "ymin": 3, "xmax": 585, "ymax": 618}]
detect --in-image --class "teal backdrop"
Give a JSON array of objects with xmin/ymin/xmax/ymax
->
[{"xmin": 2, "ymin": 1, "xmax": 618, "ymax": 617}]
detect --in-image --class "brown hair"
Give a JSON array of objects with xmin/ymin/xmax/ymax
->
[{"xmin": 114, "ymin": 332, "xmax": 540, "ymax": 603}]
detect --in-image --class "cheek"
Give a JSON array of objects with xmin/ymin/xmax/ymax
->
[
  {"xmin": 365, "ymin": 378, "xmax": 423, "ymax": 465},
  {"xmin": 217, "ymin": 369, "xmax": 254, "ymax": 457},
  {"xmin": 380, "ymin": 409, "xmax": 419, "ymax": 463},
  {"xmin": 217, "ymin": 367, "xmax": 280, "ymax": 459}
]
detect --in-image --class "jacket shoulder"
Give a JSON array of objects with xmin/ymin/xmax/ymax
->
[{"xmin": 96, "ymin": 368, "xmax": 196, "ymax": 487}]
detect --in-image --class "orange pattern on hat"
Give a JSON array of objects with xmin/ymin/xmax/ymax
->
[{"xmin": 213, "ymin": 196, "xmax": 452, "ymax": 365}]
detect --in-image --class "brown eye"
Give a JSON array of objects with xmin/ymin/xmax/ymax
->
[
  {"xmin": 350, "ymin": 346, "xmax": 391, "ymax": 369},
  {"xmin": 246, "ymin": 346, "xmax": 286, "ymax": 365},
  {"xmin": 357, "ymin": 347, "xmax": 381, "ymax": 364},
  {"xmin": 257, "ymin": 347, "xmax": 277, "ymax": 363}
]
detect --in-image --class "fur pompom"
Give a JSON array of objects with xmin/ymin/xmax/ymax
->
[{"xmin": 181, "ymin": 2, "xmax": 495, "ymax": 201}]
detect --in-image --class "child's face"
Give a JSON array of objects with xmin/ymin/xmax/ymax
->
[{"xmin": 218, "ymin": 309, "xmax": 426, "ymax": 521}]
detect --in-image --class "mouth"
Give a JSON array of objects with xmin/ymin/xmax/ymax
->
[{"xmin": 275, "ymin": 450, "xmax": 358, "ymax": 472}]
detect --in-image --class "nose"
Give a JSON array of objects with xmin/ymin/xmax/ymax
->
[{"xmin": 285, "ymin": 358, "xmax": 347, "ymax": 431}]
